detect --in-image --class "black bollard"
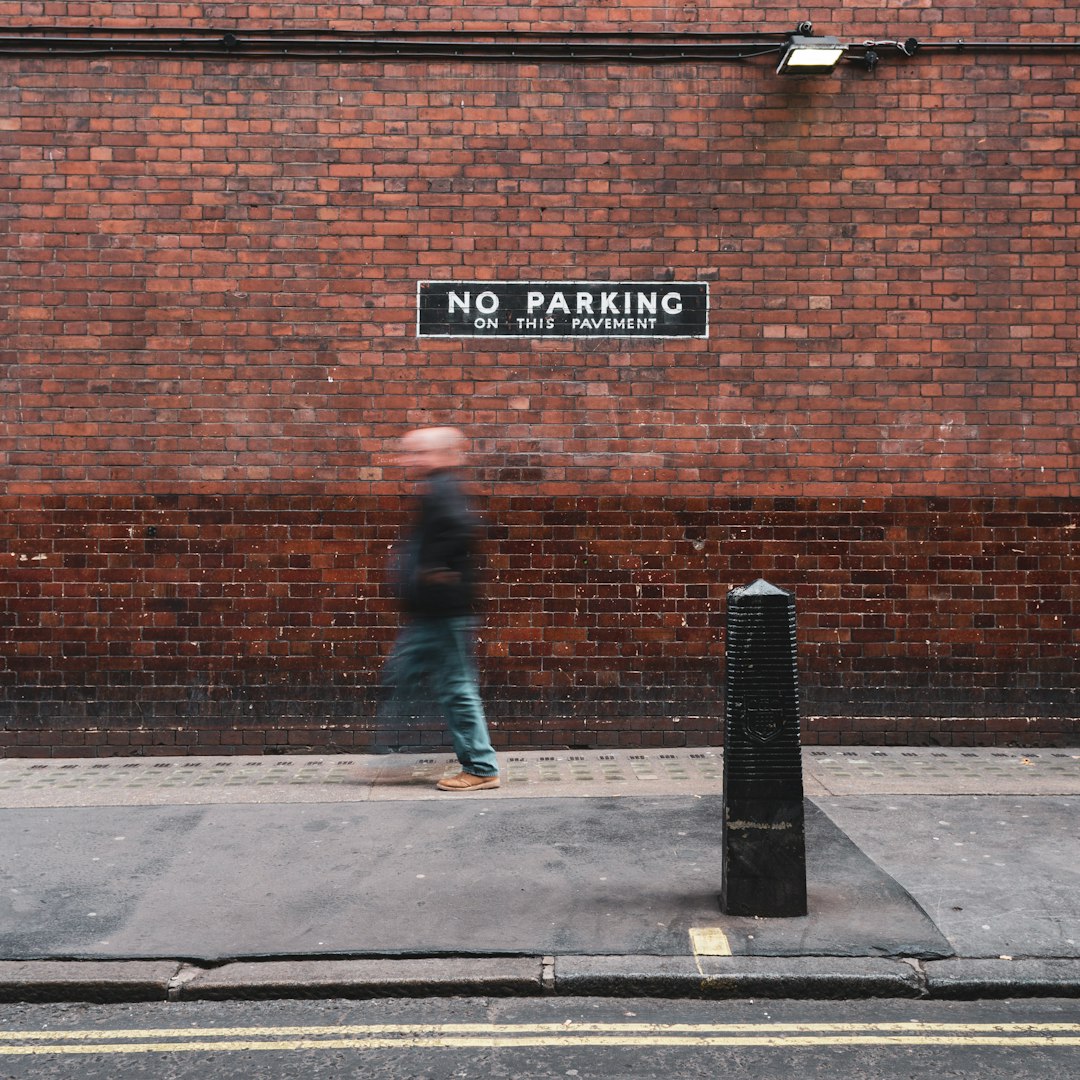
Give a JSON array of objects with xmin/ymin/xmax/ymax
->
[{"xmin": 721, "ymin": 578, "xmax": 808, "ymax": 917}]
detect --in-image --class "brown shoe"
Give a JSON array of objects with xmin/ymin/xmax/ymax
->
[{"xmin": 436, "ymin": 772, "xmax": 501, "ymax": 792}]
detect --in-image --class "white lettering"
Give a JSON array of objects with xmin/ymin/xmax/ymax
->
[
  {"xmin": 437, "ymin": 284, "xmax": 694, "ymax": 333},
  {"xmin": 569, "ymin": 317, "xmax": 659, "ymax": 331},
  {"xmin": 476, "ymin": 291, "xmax": 499, "ymax": 315},
  {"xmin": 547, "ymin": 292, "xmax": 571, "ymax": 316}
]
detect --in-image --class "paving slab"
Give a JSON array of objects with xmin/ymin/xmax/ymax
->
[
  {"xmin": 923, "ymin": 958, "xmax": 1080, "ymax": 999},
  {"xmin": 815, "ymin": 796, "xmax": 1080, "ymax": 958},
  {"xmin": 180, "ymin": 957, "xmax": 546, "ymax": 1000},
  {"xmin": 805, "ymin": 747, "xmax": 1080, "ymax": 797},
  {"xmin": 0, "ymin": 797, "xmax": 948, "ymax": 964},
  {"xmin": 0, "ymin": 960, "xmax": 178, "ymax": 1002},
  {"xmin": 1, "ymin": 747, "xmax": 1076, "ymax": 809},
  {"xmin": 1, "ymin": 747, "xmax": 1076, "ymax": 1003},
  {"xmin": 554, "ymin": 955, "xmax": 924, "ymax": 999}
]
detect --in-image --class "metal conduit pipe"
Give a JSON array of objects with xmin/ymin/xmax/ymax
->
[{"xmin": 0, "ymin": 25, "xmax": 1077, "ymax": 68}]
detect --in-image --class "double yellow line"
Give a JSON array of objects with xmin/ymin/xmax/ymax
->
[{"xmin": 0, "ymin": 1022, "xmax": 1078, "ymax": 1055}]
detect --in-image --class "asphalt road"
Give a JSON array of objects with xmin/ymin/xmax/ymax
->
[{"xmin": 1, "ymin": 996, "xmax": 1077, "ymax": 1079}]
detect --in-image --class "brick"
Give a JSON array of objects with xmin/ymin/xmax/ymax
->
[{"xmin": 0, "ymin": 8, "xmax": 1077, "ymax": 753}]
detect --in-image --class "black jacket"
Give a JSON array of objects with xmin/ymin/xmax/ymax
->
[{"xmin": 396, "ymin": 470, "xmax": 479, "ymax": 618}]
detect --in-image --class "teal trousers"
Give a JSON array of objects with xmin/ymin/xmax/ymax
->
[{"xmin": 378, "ymin": 616, "xmax": 499, "ymax": 777}]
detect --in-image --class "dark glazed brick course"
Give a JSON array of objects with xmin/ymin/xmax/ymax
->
[{"xmin": 1, "ymin": 496, "xmax": 1076, "ymax": 753}]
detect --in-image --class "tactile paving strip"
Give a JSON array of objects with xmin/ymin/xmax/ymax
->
[
  {"xmin": 0, "ymin": 747, "xmax": 1075, "ymax": 806},
  {"xmin": 0, "ymin": 749, "xmax": 729, "ymax": 807},
  {"xmin": 805, "ymin": 747, "xmax": 1080, "ymax": 796}
]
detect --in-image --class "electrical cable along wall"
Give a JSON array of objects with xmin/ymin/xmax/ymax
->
[{"xmin": 0, "ymin": 2, "xmax": 1077, "ymax": 755}]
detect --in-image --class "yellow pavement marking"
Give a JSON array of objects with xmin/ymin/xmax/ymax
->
[
  {"xmin": 0, "ymin": 1022, "xmax": 1078, "ymax": 1055},
  {"xmin": 0, "ymin": 1036, "xmax": 1078, "ymax": 1055},
  {"xmin": 690, "ymin": 926, "xmax": 733, "ymax": 956},
  {"xmin": 2, "ymin": 1022, "xmax": 1080, "ymax": 1039}
]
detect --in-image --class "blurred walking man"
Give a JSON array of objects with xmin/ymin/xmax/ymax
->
[{"xmin": 378, "ymin": 426, "xmax": 500, "ymax": 791}]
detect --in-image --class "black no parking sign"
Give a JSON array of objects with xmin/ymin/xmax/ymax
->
[{"xmin": 418, "ymin": 280, "xmax": 708, "ymax": 338}]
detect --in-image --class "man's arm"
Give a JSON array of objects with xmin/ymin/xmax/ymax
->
[{"xmin": 419, "ymin": 476, "xmax": 475, "ymax": 583}]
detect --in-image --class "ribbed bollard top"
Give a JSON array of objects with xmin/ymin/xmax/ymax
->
[{"xmin": 724, "ymin": 578, "xmax": 803, "ymax": 795}]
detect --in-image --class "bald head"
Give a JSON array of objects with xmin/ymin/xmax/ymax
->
[{"xmin": 396, "ymin": 426, "xmax": 467, "ymax": 477}]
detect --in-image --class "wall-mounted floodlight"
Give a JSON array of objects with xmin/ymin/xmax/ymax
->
[
  {"xmin": 776, "ymin": 34, "xmax": 846, "ymax": 74},
  {"xmin": 776, "ymin": 35, "xmax": 846, "ymax": 75}
]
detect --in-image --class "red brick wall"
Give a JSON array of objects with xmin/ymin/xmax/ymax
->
[{"xmin": 1, "ymin": 2, "xmax": 1077, "ymax": 753}]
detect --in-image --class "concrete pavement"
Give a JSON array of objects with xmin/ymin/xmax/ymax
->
[{"xmin": 0, "ymin": 746, "xmax": 1077, "ymax": 1001}]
